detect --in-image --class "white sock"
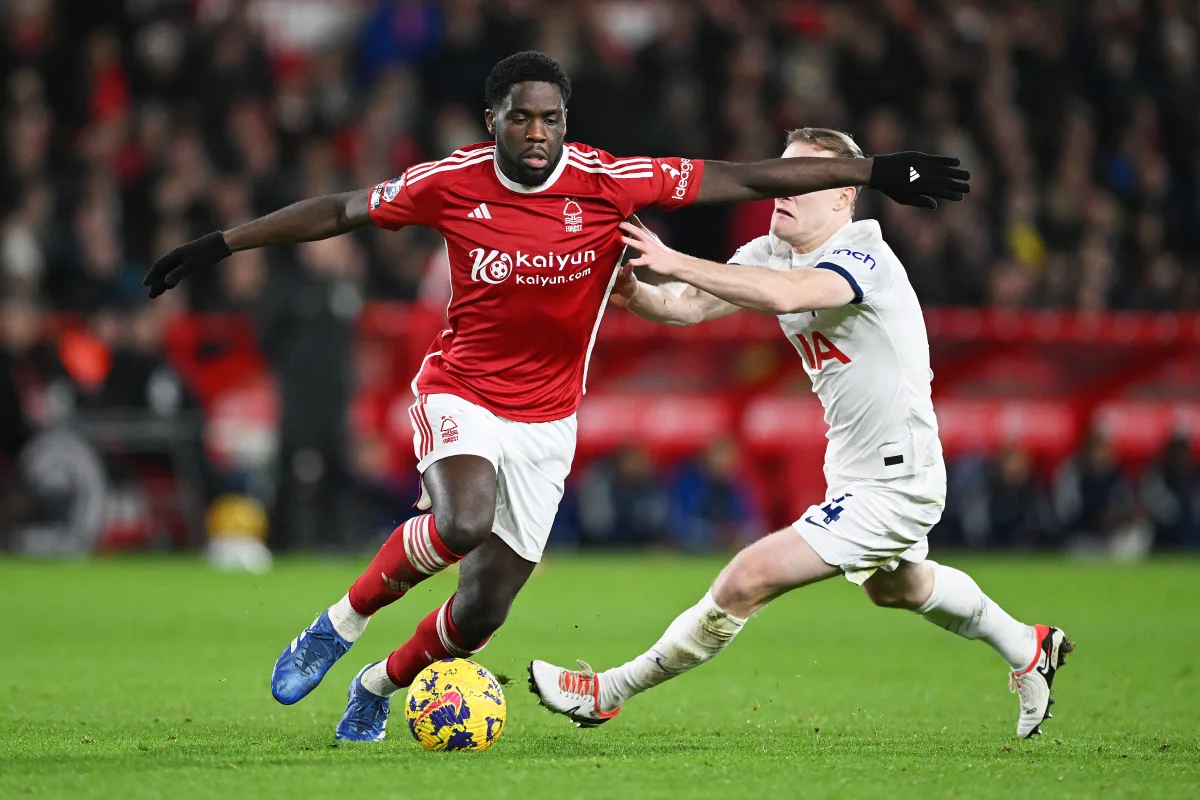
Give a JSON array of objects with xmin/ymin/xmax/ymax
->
[
  {"xmin": 328, "ymin": 593, "xmax": 370, "ymax": 642},
  {"xmin": 600, "ymin": 590, "xmax": 746, "ymax": 711},
  {"xmin": 917, "ymin": 563, "xmax": 1037, "ymax": 671},
  {"xmin": 360, "ymin": 660, "xmax": 401, "ymax": 697}
]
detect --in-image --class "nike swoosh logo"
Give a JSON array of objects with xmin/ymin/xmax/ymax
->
[
  {"xmin": 651, "ymin": 652, "xmax": 688, "ymax": 675},
  {"xmin": 1034, "ymin": 634, "xmax": 1057, "ymax": 679},
  {"xmin": 803, "ymin": 516, "xmax": 829, "ymax": 531}
]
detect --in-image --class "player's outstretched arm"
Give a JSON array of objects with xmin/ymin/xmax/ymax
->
[
  {"xmin": 611, "ymin": 263, "xmax": 739, "ymax": 326},
  {"xmin": 612, "ymin": 217, "xmax": 739, "ymax": 326},
  {"xmin": 143, "ymin": 189, "xmax": 373, "ymax": 298},
  {"xmin": 696, "ymin": 153, "xmax": 970, "ymax": 210},
  {"xmin": 619, "ymin": 222, "xmax": 853, "ymax": 314}
]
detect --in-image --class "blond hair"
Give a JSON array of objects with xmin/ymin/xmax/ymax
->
[{"xmin": 785, "ymin": 127, "xmax": 865, "ymax": 214}]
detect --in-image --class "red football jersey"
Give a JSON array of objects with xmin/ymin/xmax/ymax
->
[{"xmin": 368, "ymin": 141, "xmax": 705, "ymax": 422}]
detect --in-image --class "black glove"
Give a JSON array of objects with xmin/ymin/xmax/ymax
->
[
  {"xmin": 143, "ymin": 231, "xmax": 232, "ymax": 298},
  {"xmin": 868, "ymin": 152, "xmax": 971, "ymax": 210}
]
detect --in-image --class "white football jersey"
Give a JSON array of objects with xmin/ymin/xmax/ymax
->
[{"xmin": 729, "ymin": 219, "xmax": 943, "ymax": 481}]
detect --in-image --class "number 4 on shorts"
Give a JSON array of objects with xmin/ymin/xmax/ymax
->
[{"xmin": 820, "ymin": 493, "xmax": 853, "ymax": 524}]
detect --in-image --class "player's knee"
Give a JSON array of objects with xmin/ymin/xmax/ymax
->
[
  {"xmin": 863, "ymin": 579, "xmax": 908, "ymax": 608},
  {"xmin": 711, "ymin": 557, "xmax": 772, "ymax": 617},
  {"xmin": 434, "ymin": 505, "xmax": 495, "ymax": 554},
  {"xmin": 863, "ymin": 567, "xmax": 928, "ymax": 610}
]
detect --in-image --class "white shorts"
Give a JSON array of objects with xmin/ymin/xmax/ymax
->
[
  {"xmin": 793, "ymin": 464, "xmax": 947, "ymax": 585},
  {"xmin": 409, "ymin": 393, "xmax": 576, "ymax": 563}
]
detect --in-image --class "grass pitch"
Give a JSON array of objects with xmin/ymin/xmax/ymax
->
[{"xmin": 1, "ymin": 554, "xmax": 1197, "ymax": 799}]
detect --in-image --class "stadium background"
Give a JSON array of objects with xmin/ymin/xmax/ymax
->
[{"xmin": 2, "ymin": 0, "xmax": 1199, "ymax": 563}]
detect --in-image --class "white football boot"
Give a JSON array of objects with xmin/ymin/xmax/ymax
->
[
  {"xmin": 528, "ymin": 659, "xmax": 621, "ymax": 728},
  {"xmin": 1009, "ymin": 624, "xmax": 1074, "ymax": 738}
]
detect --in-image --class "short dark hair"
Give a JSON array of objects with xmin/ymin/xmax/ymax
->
[{"xmin": 484, "ymin": 51, "xmax": 571, "ymax": 111}]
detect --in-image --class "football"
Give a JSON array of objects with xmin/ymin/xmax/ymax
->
[{"xmin": 404, "ymin": 658, "xmax": 507, "ymax": 752}]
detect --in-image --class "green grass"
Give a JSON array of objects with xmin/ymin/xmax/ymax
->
[{"xmin": 1, "ymin": 554, "xmax": 1197, "ymax": 799}]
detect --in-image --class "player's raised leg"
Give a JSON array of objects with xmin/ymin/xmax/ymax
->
[
  {"xmin": 271, "ymin": 454, "xmax": 494, "ymax": 705},
  {"xmin": 337, "ymin": 534, "xmax": 535, "ymax": 740},
  {"xmin": 529, "ymin": 528, "xmax": 839, "ymax": 726},
  {"xmin": 862, "ymin": 561, "xmax": 1073, "ymax": 738}
]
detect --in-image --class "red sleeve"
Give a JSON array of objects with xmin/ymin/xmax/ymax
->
[
  {"xmin": 618, "ymin": 156, "xmax": 705, "ymax": 215},
  {"xmin": 366, "ymin": 166, "xmax": 443, "ymax": 231}
]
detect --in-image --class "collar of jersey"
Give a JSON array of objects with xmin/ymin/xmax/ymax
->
[{"xmin": 492, "ymin": 145, "xmax": 571, "ymax": 194}]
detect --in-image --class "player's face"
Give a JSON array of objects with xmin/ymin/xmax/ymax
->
[
  {"xmin": 486, "ymin": 82, "xmax": 567, "ymax": 186},
  {"xmin": 770, "ymin": 142, "xmax": 856, "ymax": 244}
]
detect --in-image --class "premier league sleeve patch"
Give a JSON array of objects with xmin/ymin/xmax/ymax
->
[{"xmin": 382, "ymin": 177, "xmax": 404, "ymax": 203}]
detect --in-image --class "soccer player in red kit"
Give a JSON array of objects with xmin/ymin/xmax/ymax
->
[{"xmin": 143, "ymin": 51, "xmax": 969, "ymax": 742}]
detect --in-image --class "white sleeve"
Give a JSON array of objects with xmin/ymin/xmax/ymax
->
[
  {"xmin": 727, "ymin": 235, "xmax": 776, "ymax": 267},
  {"xmin": 814, "ymin": 238, "xmax": 893, "ymax": 304}
]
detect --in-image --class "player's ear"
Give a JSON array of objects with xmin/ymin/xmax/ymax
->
[
  {"xmin": 484, "ymin": 108, "xmax": 496, "ymax": 136},
  {"xmin": 836, "ymin": 186, "xmax": 855, "ymax": 212}
]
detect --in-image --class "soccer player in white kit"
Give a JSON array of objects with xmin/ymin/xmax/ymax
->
[{"xmin": 529, "ymin": 128, "xmax": 1072, "ymax": 739}]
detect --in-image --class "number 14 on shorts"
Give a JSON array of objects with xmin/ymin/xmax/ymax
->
[{"xmin": 806, "ymin": 493, "xmax": 853, "ymax": 529}]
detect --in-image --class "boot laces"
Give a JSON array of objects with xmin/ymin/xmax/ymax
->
[{"xmin": 558, "ymin": 660, "xmax": 598, "ymax": 698}]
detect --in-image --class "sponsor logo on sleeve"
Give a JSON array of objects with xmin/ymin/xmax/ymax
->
[
  {"xmin": 670, "ymin": 158, "xmax": 694, "ymax": 200},
  {"xmin": 382, "ymin": 177, "xmax": 404, "ymax": 203},
  {"xmin": 830, "ymin": 248, "xmax": 876, "ymax": 270}
]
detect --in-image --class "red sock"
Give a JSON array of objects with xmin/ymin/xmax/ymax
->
[
  {"xmin": 385, "ymin": 595, "xmax": 490, "ymax": 688},
  {"xmin": 348, "ymin": 514, "xmax": 463, "ymax": 616}
]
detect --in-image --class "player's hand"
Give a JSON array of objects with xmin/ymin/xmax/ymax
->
[
  {"xmin": 142, "ymin": 231, "xmax": 232, "ymax": 298},
  {"xmin": 609, "ymin": 263, "xmax": 639, "ymax": 307},
  {"xmin": 618, "ymin": 221, "xmax": 682, "ymax": 278},
  {"xmin": 868, "ymin": 152, "xmax": 970, "ymax": 210}
]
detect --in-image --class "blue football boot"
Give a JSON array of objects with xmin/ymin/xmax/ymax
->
[
  {"xmin": 270, "ymin": 611, "xmax": 353, "ymax": 705},
  {"xmin": 335, "ymin": 662, "xmax": 391, "ymax": 741}
]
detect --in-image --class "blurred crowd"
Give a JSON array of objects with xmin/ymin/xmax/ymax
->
[
  {"xmin": 2, "ymin": 0, "xmax": 1199, "ymax": 557},
  {"xmin": 941, "ymin": 432, "xmax": 1200, "ymax": 556},
  {"xmin": 3, "ymin": 0, "xmax": 1200, "ymax": 312},
  {"xmin": 561, "ymin": 429, "xmax": 1200, "ymax": 556}
]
